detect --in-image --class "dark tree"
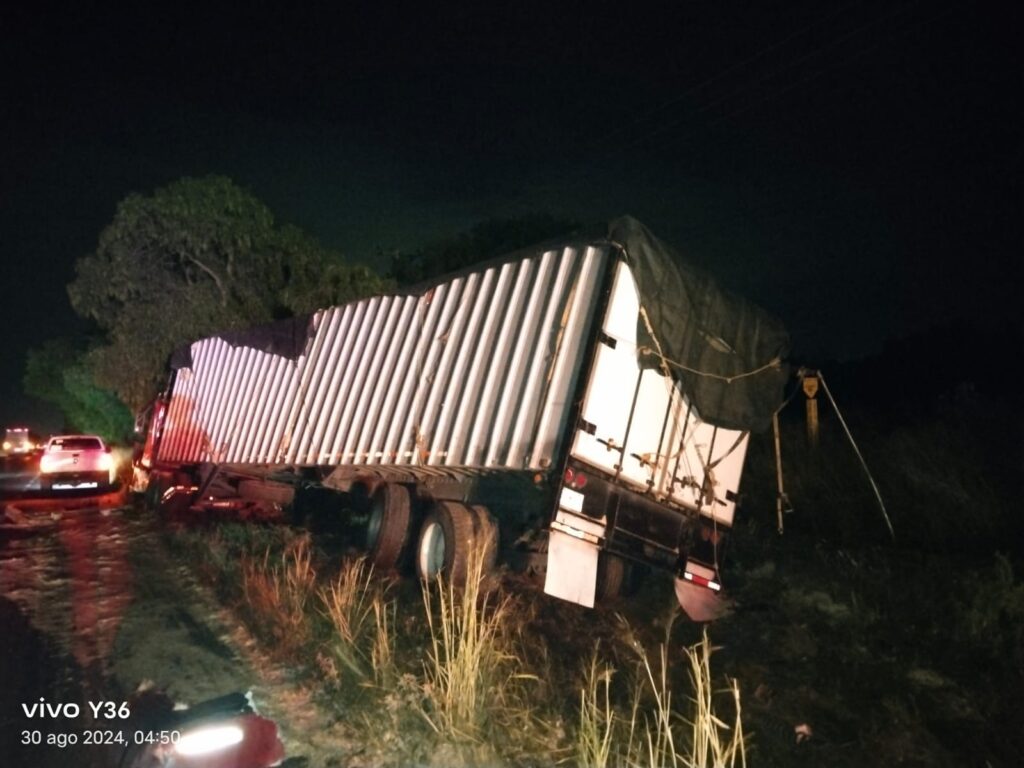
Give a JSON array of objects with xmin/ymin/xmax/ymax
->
[
  {"xmin": 67, "ymin": 176, "xmax": 389, "ymax": 410},
  {"xmin": 388, "ymin": 213, "xmax": 580, "ymax": 285}
]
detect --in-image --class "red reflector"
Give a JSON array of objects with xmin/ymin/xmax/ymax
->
[
  {"xmin": 564, "ymin": 468, "xmax": 575, "ymax": 485},
  {"xmin": 683, "ymin": 571, "xmax": 723, "ymax": 592},
  {"xmin": 685, "ymin": 571, "xmax": 710, "ymax": 588},
  {"xmin": 575, "ymin": 471, "xmax": 587, "ymax": 489}
]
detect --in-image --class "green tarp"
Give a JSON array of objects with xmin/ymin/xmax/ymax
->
[{"xmin": 609, "ymin": 216, "xmax": 789, "ymax": 433}]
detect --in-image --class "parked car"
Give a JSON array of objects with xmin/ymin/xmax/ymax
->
[{"xmin": 39, "ymin": 435, "xmax": 116, "ymax": 491}]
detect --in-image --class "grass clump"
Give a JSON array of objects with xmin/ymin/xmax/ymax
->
[
  {"xmin": 318, "ymin": 555, "xmax": 396, "ymax": 683},
  {"xmin": 168, "ymin": 519, "xmax": 747, "ymax": 767},
  {"xmin": 241, "ymin": 534, "xmax": 317, "ymax": 651},
  {"xmin": 574, "ymin": 621, "xmax": 746, "ymax": 768},
  {"xmin": 418, "ymin": 544, "xmax": 522, "ymax": 743},
  {"xmin": 577, "ymin": 650, "xmax": 616, "ymax": 768}
]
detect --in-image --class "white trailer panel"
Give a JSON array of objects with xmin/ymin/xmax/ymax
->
[
  {"xmin": 569, "ymin": 262, "xmax": 747, "ymax": 526},
  {"xmin": 156, "ymin": 246, "xmax": 609, "ymax": 474}
]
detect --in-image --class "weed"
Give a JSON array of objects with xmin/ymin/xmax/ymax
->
[
  {"xmin": 574, "ymin": 619, "xmax": 746, "ymax": 768},
  {"xmin": 577, "ymin": 649, "xmax": 616, "ymax": 768},
  {"xmin": 371, "ymin": 593, "xmax": 398, "ymax": 687},
  {"xmin": 241, "ymin": 534, "xmax": 316, "ymax": 650},
  {"xmin": 318, "ymin": 555, "xmax": 396, "ymax": 681},
  {"xmin": 682, "ymin": 630, "xmax": 745, "ymax": 768},
  {"xmin": 418, "ymin": 543, "xmax": 519, "ymax": 744}
]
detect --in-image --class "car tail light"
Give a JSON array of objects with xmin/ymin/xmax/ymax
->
[
  {"xmin": 40, "ymin": 454, "xmax": 56, "ymax": 473},
  {"xmin": 98, "ymin": 453, "xmax": 114, "ymax": 472}
]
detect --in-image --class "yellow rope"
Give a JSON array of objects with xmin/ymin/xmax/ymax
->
[{"xmin": 636, "ymin": 345, "xmax": 783, "ymax": 384}]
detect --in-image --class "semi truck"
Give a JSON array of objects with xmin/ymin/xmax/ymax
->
[{"xmin": 135, "ymin": 216, "xmax": 789, "ymax": 620}]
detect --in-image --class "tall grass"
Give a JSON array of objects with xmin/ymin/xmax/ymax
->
[
  {"xmin": 370, "ymin": 594, "xmax": 398, "ymax": 686},
  {"xmin": 577, "ymin": 650, "xmax": 616, "ymax": 768},
  {"xmin": 576, "ymin": 624, "xmax": 746, "ymax": 768},
  {"xmin": 418, "ymin": 543, "xmax": 519, "ymax": 743},
  {"xmin": 241, "ymin": 535, "xmax": 316, "ymax": 650},
  {"xmin": 318, "ymin": 556, "xmax": 396, "ymax": 682},
  {"xmin": 682, "ymin": 631, "xmax": 745, "ymax": 768},
  {"xmin": 179, "ymin": 521, "xmax": 748, "ymax": 767}
]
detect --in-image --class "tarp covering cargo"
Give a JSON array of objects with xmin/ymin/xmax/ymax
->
[{"xmin": 609, "ymin": 216, "xmax": 789, "ymax": 432}]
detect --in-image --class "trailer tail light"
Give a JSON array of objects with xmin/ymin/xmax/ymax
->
[{"xmin": 564, "ymin": 467, "xmax": 588, "ymax": 490}]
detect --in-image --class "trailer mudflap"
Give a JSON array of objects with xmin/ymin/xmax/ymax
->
[
  {"xmin": 674, "ymin": 559, "xmax": 730, "ymax": 622},
  {"xmin": 543, "ymin": 494, "xmax": 606, "ymax": 608}
]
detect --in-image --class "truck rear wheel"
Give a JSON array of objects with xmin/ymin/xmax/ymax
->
[
  {"xmin": 596, "ymin": 552, "xmax": 626, "ymax": 602},
  {"xmin": 366, "ymin": 483, "xmax": 411, "ymax": 571},
  {"xmin": 145, "ymin": 471, "xmax": 171, "ymax": 511},
  {"xmin": 415, "ymin": 501, "xmax": 475, "ymax": 585}
]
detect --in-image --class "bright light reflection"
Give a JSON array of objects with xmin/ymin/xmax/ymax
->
[{"xmin": 174, "ymin": 724, "xmax": 244, "ymax": 756}]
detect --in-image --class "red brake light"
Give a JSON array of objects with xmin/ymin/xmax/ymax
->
[{"xmin": 563, "ymin": 467, "xmax": 588, "ymax": 489}]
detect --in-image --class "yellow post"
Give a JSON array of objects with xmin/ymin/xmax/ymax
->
[{"xmin": 803, "ymin": 374, "xmax": 820, "ymax": 449}]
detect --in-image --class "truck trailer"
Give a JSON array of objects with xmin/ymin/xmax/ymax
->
[{"xmin": 136, "ymin": 216, "xmax": 789, "ymax": 620}]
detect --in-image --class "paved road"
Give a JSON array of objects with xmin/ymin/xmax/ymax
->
[
  {"xmin": 0, "ymin": 455, "xmax": 43, "ymax": 493},
  {"xmin": 0, "ymin": 488, "xmax": 268, "ymax": 767}
]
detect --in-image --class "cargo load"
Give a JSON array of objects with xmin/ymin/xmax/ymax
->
[{"xmin": 137, "ymin": 216, "xmax": 789, "ymax": 618}]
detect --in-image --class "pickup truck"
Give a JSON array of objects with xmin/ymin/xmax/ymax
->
[{"xmin": 39, "ymin": 435, "xmax": 116, "ymax": 491}]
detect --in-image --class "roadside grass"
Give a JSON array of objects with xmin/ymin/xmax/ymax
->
[
  {"xmin": 318, "ymin": 555, "xmax": 396, "ymax": 682},
  {"xmin": 240, "ymin": 534, "xmax": 316, "ymax": 652},
  {"xmin": 726, "ymin": 394, "xmax": 1023, "ymax": 766},
  {"xmin": 576, "ymin": 619, "xmax": 746, "ymax": 768},
  {"xmin": 165, "ymin": 518, "xmax": 747, "ymax": 766},
  {"xmin": 156, "ymin": 393, "xmax": 1021, "ymax": 765}
]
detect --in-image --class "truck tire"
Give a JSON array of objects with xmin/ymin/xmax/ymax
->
[
  {"xmin": 162, "ymin": 472, "xmax": 196, "ymax": 516},
  {"xmin": 238, "ymin": 479, "xmax": 295, "ymax": 506},
  {"xmin": 596, "ymin": 553, "xmax": 626, "ymax": 602},
  {"xmin": 415, "ymin": 501, "xmax": 475, "ymax": 585},
  {"xmin": 366, "ymin": 483, "xmax": 412, "ymax": 571},
  {"xmin": 145, "ymin": 471, "xmax": 171, "ymax": 511},
  {"xmin": 469, "ymin": 504, "xmax": 499, "ymax": 574}
]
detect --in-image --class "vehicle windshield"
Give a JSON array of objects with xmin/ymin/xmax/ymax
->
[{"xmin": 49, "ymin": 437, "xmax": 103, "ymax": 451}]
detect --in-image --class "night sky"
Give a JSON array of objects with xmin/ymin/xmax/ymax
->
[{"xmin": 2, "ymin": 1, "xmax": 1019, "ymax": 432}]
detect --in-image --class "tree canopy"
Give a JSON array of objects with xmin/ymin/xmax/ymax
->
[
  {"xmin": 67, "ymin": 176, "xmax": 388, "ymax": 410},
  {"xmin": 23, "ymin": 339, "xmax": 134, "ymax": 442}
]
